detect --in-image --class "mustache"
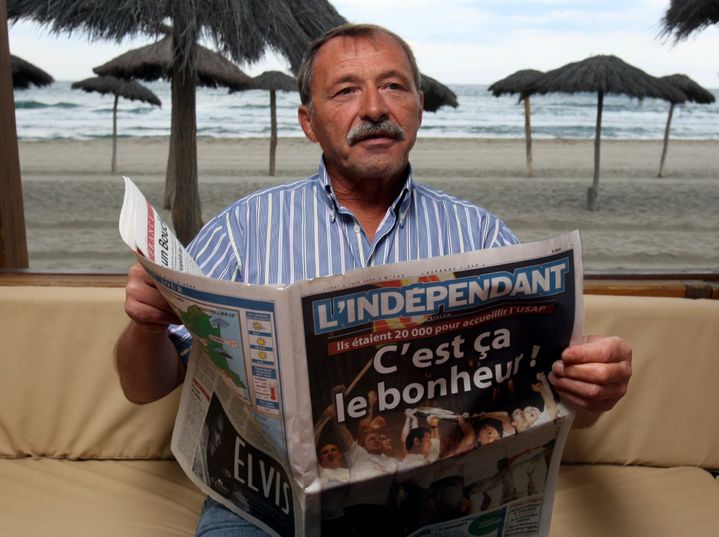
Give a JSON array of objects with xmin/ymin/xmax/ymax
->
[{"xmin": 346, "ymin": 120, "xmax": 406, "ymax": 145}]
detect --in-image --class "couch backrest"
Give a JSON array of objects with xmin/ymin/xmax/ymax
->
[
  {"xmin": 0, "ymin": 286, "xmax": 179, "ymax": 459},
  {"xmin": 564, "ymin": 294, "xmax": 719, "ymax": 470},
  {"xmin": 2, "ymin": 287, "xmax": 718, "ymax": 469}
]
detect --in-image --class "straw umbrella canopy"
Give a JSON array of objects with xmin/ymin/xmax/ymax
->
[
  {"xmin": 71, "ymin": 75, "xmax": 161, "ymax": 173},
  {"xmin": 7, "ymin": 0, "xmax": 346, "ymax": 245},
  {"xmin": 660, "ymin": 0, "xmax": 719, "ymax": 41},
  {"xmin": 10, "ymin": 54, "xmax": 53, "ymax": 89},
  {"xmin": 488, "ymin": 69, "xmax": 544, "ymax": 177},
  {"xmin": 232, "ymin": 70, "xmax": 297, "ymax": 176},
  {"xmin": 657, "ymin": 74, "xmax": 714, "ymax": 177},
  {"xmin": 420, "ymin": 74, "xmax": 458, "ymax": 112},
  {"xmin": 93, "ymin": 32, "xmax": 253, "ymax": 90},
  {"xmin": 93, "ymin": 32, "xmax": 254, "ymax": 209},
  {"xmin": 532, "ymin": 55, "xmax": 685, "ymax": 210}
]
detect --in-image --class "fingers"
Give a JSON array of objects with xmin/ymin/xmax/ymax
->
[
  {"xmin": 124, "ymin": 263, "xmax": 180, "ymax": 330},
  {"xmin": 548, "ymin": 369, "xmax": 628, "ymax": 411},
  {"xmin": 550, "ymin": 335, "xmax": 632, "ymax": 413},
  {"xmin": 551, "ymin": 359, "xmax": 632, "ymax": 386},
  {"xmin": 562, "ymin": 335, "xmax": 632, "ymax": 365}
]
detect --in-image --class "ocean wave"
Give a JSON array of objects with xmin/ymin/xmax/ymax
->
[
  {"xmin": 94, "ymin": 107, "xmax": 156, "ymax": 114},
  {"xmin": 15, "ymin": 100, "xmax": 82, "ymax": 109},
  {"xmin": 225, "ymin": 103, "xmax": 276, "ymax": 110}
]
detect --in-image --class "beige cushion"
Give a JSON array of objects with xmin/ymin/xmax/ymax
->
[
  {"xmin": 1, "ymin": 461, "xmax": 716, "ymax": 537},
  {"xmin": 551, "ymin": 464, "xmax": 719, "ymax": 537},
  {"xmin": 0, "ymin": 459, "xmax": 203, "ymax": 536},
  {"xmin": 0, "ymin": 286, "xmax": 180, "ymax": 459},
  {"xmin": 564, "ymin": 295, "xmax": 719, "ymax": 469}
]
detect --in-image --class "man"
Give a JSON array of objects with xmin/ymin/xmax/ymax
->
[
  {"xmin": 201, "ymin": 408, "xmax": 233, "ymax": 498},
  {"xmin": 395, "ymin": 421, "xmax": 441, "ymax": 533},
  {"xmin": 399, "ymin": 409, "xmax": 440, "ymax": 471},
  {"xmin": 399, "ymin": 427, "xmax": 434, "ymax": 471},
  {"xmin": 324, "ymin": 408, "xmax": 402, "ymax": 534},
  {"xmin": 116, "ymin": 23, "xmax": 632, "ymax": 536},
  {"xmin": 318, "ymin": 442, "xmax": 349, "ymax": 484},
  {"xmin": 525, "ymin": 372, "xmax": 560, "ymax": 427},
  {"xmin": 317, "ymin": 442, "xmax": 350, "ymax": 533}
]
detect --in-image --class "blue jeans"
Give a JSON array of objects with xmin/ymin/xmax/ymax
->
[{"xmin": 196, "ymin": 497, "xmax": 272, "ymax": 537}]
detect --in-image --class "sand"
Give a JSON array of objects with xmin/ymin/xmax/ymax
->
[{"xmin": 17, "ymin": 136, "xmax": 719, "ymax": 273}]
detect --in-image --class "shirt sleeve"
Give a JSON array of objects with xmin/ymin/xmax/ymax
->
[
  {"xmin": 169, "ymin": 323, "xmax": 193, "ymax": 364},
  {"xmin": 187, "ymin": 207, "xmax": 244, "ymax": 281},
  {"xmin": 481, "ymin": 209, "xmax": 520, "ymax": 249}
]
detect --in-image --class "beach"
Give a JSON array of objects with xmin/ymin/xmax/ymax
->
[{"xmin": 18, "ymin": 136, "xmax": 719, "ymax": 273}]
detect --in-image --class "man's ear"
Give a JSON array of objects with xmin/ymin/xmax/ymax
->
[{"xmin": 298, "ymin": 105, "xmax": 318, "ymax": 143}]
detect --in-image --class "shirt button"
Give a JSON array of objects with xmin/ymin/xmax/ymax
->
[{"xmin": 353, "ymin": 224, "xmax": 361, "ymax": 234}]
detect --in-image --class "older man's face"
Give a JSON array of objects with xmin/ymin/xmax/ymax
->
[{"xmin": 298, "ymin": 33, "xmax": 423, "ymax": 187}]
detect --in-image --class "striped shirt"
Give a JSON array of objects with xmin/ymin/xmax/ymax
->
[{"xmin": 170, "ymin": 159, "xmax": 518, "ymax": 358}]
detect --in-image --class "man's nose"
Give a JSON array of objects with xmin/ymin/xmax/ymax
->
[{"xmin": 360, "ymin": 86, "xmax": 389, "ymax": 122}]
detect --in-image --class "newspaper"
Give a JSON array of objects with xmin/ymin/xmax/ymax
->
[{"xmin": 119, "ymin": 177, "xmax": 581, "ymax": 537}]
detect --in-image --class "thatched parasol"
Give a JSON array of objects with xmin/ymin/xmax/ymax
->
[
  {"xmin": 532, "ymin": 55, "xmax": 684, "ymax": 210},
  {"xmin": 93, "ymin": 33, "xmax": 253, "ymax": 90},
  {"xmin": 420, "ymin": 74, "xmax": 459, "ymax": 112},
  {"xmin": 10, "ymin": 54, "xmax": 53, "ymax": 89},
  {"xmin": 661, "ymin": 0, "xmax": 719, "ymax": 41},
  {"xmin": 7, "ymin": 0, "xmax": 346, "ymax": 245},
  {"xmin": 232, "ymin": 70, "xmax": 297, "ymax": 176},
  {"xmin": 94, "ymin": 32, "xmax": 254, "ymax": 209},
  {"xmin": 657, "ymin": 74, "xmax": 715, "ymax": 177},
  {"xmin": 71, "ymin": 75, "xmax": 161, "ymax": 173},
  {"xmin": 488, "ymin": 69, "xmax": 544, "ymax": 177}
]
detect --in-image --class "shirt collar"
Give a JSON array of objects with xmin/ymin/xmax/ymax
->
[{"xmin": 316, "ymin": 157, "xmax": 415, "ymax": 225}]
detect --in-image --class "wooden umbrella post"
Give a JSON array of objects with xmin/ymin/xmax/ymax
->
[
  {"xmin": 0, "ymin": 0, "xmax": 29, "ymax": 268},
  {"xmin": 112, "ymin": 94, "xmax": 119, "ymax": 173},
  {"xmin": 524, "ymin": 96, "xmax": 533, "ymax": 177},
  {"xmin": 588, "ymin": 90, "xmax": 604, "ymax": 211},
  {"xmin": 269, "ymin": 89, "xmax": 277, "ymax": 176},
  {"xmin": 658, "ymin": 102, "xmax": 675, "ymax": 178},
  {"xmin": 170, "ymin": 19, "xmax": 203, "ymax": 245}
]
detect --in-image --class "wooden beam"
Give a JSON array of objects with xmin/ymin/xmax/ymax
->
[
  {"xmin": 0, "ymin": 0, "xmax": 29, "ymax": 268},
  {"xmin": 0, "ymin": 271, "xmax": 128, "ymax": 287},
  {"xmin": 584, "ymin": 279, "xmax": 688, "ymax": 298}
]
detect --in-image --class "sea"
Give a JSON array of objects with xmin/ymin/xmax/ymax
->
[{"xmin": 13, "ymin": 81, "xmax": 719, "ymax": 141}]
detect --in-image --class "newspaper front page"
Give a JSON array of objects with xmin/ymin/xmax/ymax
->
[{"xmin": 120, "ymin": 177, "xmax": 581, "ymax": 537}]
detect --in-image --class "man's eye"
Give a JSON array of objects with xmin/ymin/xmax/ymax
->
[
  {"xmin": 386, "ymin": 82, "xmax": 404, "ymax": 91},
  {"xmin": 335, "ymin": 87, "xmax": 354, "ymax": 97}
]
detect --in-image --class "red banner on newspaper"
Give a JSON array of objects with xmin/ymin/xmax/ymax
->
[{"xmin": 327, "ymin": 303, "xmax": 556, "ymax": 355}]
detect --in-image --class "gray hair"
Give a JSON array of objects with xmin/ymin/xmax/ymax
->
[{"xmin": 297, "ymin": 23, "xmax": 422, "ymax": 106}]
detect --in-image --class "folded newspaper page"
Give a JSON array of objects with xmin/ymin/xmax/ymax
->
[{"xmin": 120, "ymin": 177, "xmax": 582, "ymax": 537}]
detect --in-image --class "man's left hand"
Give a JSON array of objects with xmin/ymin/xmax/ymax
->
[{"xmin": 549, "ymin": 335, "xmax": 632, "ymax": 413}]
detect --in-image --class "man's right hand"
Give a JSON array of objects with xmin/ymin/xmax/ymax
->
[
  {"xmin": 115, "ymin": 262, "xmax": 185, "ymax": 404},
  {"xmin": 124, "ymin": 262, "xmax": 181, "ymax": 332}
]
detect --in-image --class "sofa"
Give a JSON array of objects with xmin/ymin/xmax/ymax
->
[{"xmin": 1, "ymin": 281, "xmax": 718, "ymax": 536}]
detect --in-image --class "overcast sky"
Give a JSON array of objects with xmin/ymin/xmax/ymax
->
[{"xmin": 7, "ymin": 0, "xmax": 719, "ymax": 87}]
